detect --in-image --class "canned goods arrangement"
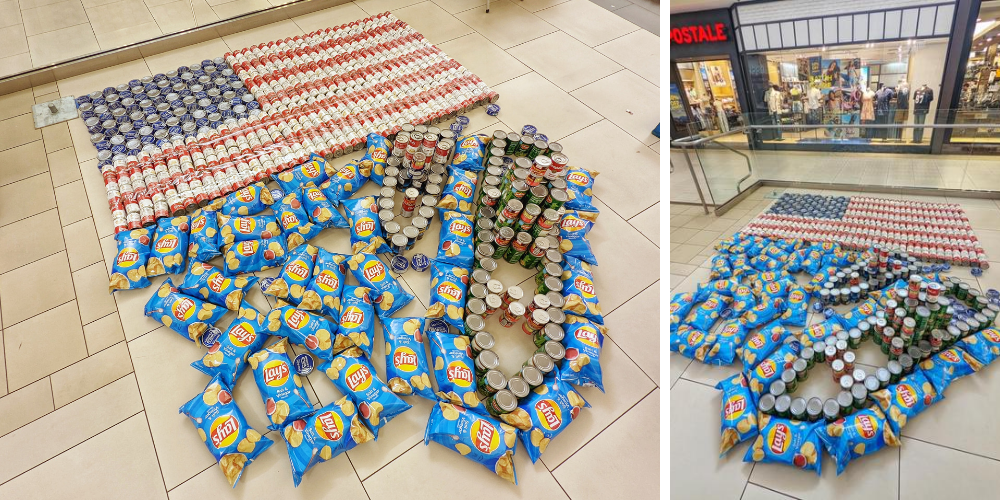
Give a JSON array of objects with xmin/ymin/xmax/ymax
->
[
  {"xmin": 745, "ymin": 193, "xmax": 989, "ymax": 267},
  {"xmin": 672, "ymin": 231, "xmax": 1000, "ymax": 475},
  {"xmin": 80, "ymin": 12, "xmax": 498, "ymax": 234}
]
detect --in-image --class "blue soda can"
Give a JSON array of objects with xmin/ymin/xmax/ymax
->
[{"xmin": 521, "ymin": 125, "xmax": 537, "ymax": 136}]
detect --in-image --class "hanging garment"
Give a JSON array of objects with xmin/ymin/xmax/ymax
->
[{"xmin": 861, "ymin": 92, "xmax": 875, "ymax": 121}]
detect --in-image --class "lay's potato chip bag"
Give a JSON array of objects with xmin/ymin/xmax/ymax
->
[
  {"xmin": 366, "ymin": 133, "xmax": 390, "ymax": 185},
  {"xmin": 320, "ymin": 158, "xmax": 372, "ymax": 202},
  {"xmin": 716, "ymin": 373, "xmax": 758, "ymax": 456},
  {"xmin": 188, "ymin": 209, "xmax": 221, "ymax": 261},
  {"xmin": 450, "ymin": 134, "xmax": 488, "ymax": 172},
  {"xmin": 382, "ymin": 317, "xmax": 435, "ymax": 400},
  {"xmin": 319, "ymin": 347, "xmax": 412, "ymax": 439},
  {"xmin": 271, "ymin": 190, "xmax": 325, "ymax": 250},
  {"xmin": 425, "ymin": 402, "xmax": 517, "ymax": 484},
  {"xmin": 262, "ymin": 244, "xmax": 318, "ymax": 305},
  {"xmin": 563, "ymin": 166, "xmax": 599, "ymax": 212},
  {"xmin": 248, "ymin": 338, "xmax": 314, "ymax": 431},
  {"xmin": 273, "ymin": 153, "xmax": 335, "ymax": 195},
  {"xmin": 146, "ymin": 216, "xmax": 189, "ymax": 277},
  {"xmin": 144, "ymin": 278, "xmax": 228, "ymax": 342},
  {"xmin": 817, "ymin": 406, "xmax": 900, "ymax": 475},
  {"xmin": 298, "ymin": 247, "xmax": 348, "ymax": 318},
  {"xmin": 264, "ymin": 305, "xmax": 341, "ymax": 361},
  {"xmin": 283, "ymin": 396, "xmax": 374, "ymax": 487},
  {"xmin": 561, "ymin": 256, "xmax": 604, "ymax": 325},
  {"xmin": 301, "ymin": 182, "xmax": 348, "ymax": 229},
  {"xmin": 178, "ymin": 261, "xmax": 258, "ymax": 311},
  {"xmin": 426, "ymin": 263, "xmax": 469, "ymax": 332},
  {"xmin": 110, "ymin": 227, "xmax": 152, "ymax": 293},
  {"xmin": 221, "ymin": 182, "xmax": 274, "ymax": 216},
  {"xmin": 560, "ymin": 315, "xmax": 607, "ymax": 391},
  {"xmin": 192, "ymin": 303, "xmax": 269, "ymax": 387},
  {"xmin": 222, "ymin": 238, "xmax": 287, "ymax": 276},
  {"xmin": 437, "ymin": 166, "xmax": 477, "ymax": 215},
  {"xmin": 516, "ymin": 368, "xmax": 589, "ymax": 464},
  {"xmin": 744, "ymin": 415, "xmax": 823, "ymax": 475},
  {"xmin": 336, "ymin": 286, "xmax": 377, "ymax": 358},
  {"xmin": 437, "ymin": 211, "xmax": 475, "ymax": 268},
  {"xmin": 558, "ymin": 210, "xmax": 598, "ymax": 266},
  {"xmin": 428, "ymin": 329, "xmax": 481, "ymax": 410},
  {"xmin": 345, "ymin": 243, "xmax": 414, "ymax": 317},
  {"xmin": 341, "ymin": 196, "xmax": 391, "ymax": 254}
]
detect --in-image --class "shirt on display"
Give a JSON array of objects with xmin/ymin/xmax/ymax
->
[
  {"xmin": 807, "ymin": 87, "xmax": 822, "ymax": 110},
  {"xmin": 914, "ymin": 87, "xmax": 934, "ymax": 112}
]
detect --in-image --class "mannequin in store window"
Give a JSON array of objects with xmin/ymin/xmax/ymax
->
[
  {"xmin": 913, "ymin": 84, "xmax": 934, "ymax": 143},
  {"xmin": 861, "ymin": 84, "xmax": 876, "ymax": 139},
  {"xmin": 892, "ymin": 79, "xmax": 909, "ymax": 141},
  {"xmin": 767, "ymin": 84, "xmax": 784, "ymax": 140},
  {"xmin": 875, "ymin": 83, "xmax": 895, "ymax": 141},
  {"xmin": 807, "ymin": 80, "xmax": 822, "ymax": 125},
  {"xmin": 713, "ymin": 99, "xmax": 729, "ymax": 133}
]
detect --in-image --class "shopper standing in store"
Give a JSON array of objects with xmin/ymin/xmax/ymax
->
[{"xmin": 913, "ymin": 84, "xmax": 934, "ymax": 143}]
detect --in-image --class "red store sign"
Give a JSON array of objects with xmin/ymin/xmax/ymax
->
[{"xmin": 670, "ymin": 23, "xmax": 728, "ymax": 45}]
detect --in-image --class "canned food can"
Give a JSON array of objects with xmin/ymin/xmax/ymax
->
[
  {"xmin": 524, "ymin": 352, "xmax": 554, "ymax": 374},
  {"xmin": 500, "ymin": 302, "xmax": 525, "ymax": 327},
  {"xmin": 522, "ymin": 309, "xmax": 550, "ymax": 335},
  {"xmin": 467, "ymin": 298, "xmax": 487, "ymax": 317},
  {"xmin": 502, "ymin": 285, "xmax": 524, "ymax": 308},
  {"xmin": 464, "ymin": 314, "xmax": 486, "ymax": 336},
  {"xmin": 484, "ymin": 389, "xmax": 517, "ymax": 416},
  {"xmin": 475, "ymin": 349, "xmax": 500, "ymax": 375},
  {"xmin": 484, "ymin": 294, "xmax": 503, "ymax": 316},
  {"xmin": 470, "ymin": 331, "xmax": 495, "ymax": 357},
  {"xmin": 504, "ymin": 232, "xmax": 533, "ymax": 264},
  {"xmin": 507, "ymin": 376, "xmax": 530, "ymax": 399},
  {"xmin": 477, "ymin": 369, "xmax": 506, "ymax": 398}
]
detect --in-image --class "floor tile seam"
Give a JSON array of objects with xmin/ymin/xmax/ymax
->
[
  {"xmin": 0, "ymin": 107, "xmax": 32, "ymax": 124},
  {"xmin": 562, "ymin": 68, "xmax": 657, "ymax": 143},
  {"xmin": 528, "ymin": 0, "xmax": 641, "ymax": 44},
  {"xmin": 357, "ymin": 439, "xmax": 423, "ymax": 482},
  {"xmin": 546, "ymin": 464, "xmax": 574, "ymax": 500},
  {"xmin": 165, "ymin": 462, "xmax": 214, "ymax": 493},
  {"xmin": 0, "ymin": 294, "xmax": 74, "ymax": 332},
  {"xmin": 0, "ymin": 409, "xmax": 143, "ymax": 488},
  {"xmin": 676, "ymin": 374, "xmax": 716, "ymax": 390},
  {"xmin": 545, "ymin": 385, "xmax": 656, "ymax": 473},
  {"xmin": 344, "ymin": 452, "xmax": 374, "ymax": 500},
  {"xmin": 600, "ymin": 325, "xmax": 658, "ymax": 388},
  {"xmin": 746, "ymin": 480, "xmax": 804, "ymax": 500},
  {"xmin": 738, "ymin": 462, "xmax": 755, "ymax": 500},
  {"xmin": 21, "ymin": 9, "xmax": 92, "ymax": 40},
  {"xmin": 602, "ymin": 277, "xmax": 657, "ymax": 318},
  {"xmin": 899, "ymin": 434, "xmax": 1000, "ymax": 464},
  {"xmin": 121, "ymin": 333, "xmax": 171, "ymax": 496}
]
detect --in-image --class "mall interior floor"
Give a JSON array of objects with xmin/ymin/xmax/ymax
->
[
  {"xmin": 0, "ymin": 1, "xmax": 660, "ymax": 498},
  {"xmin": 670, "ymin": 188, "xmax": 1000, "ymax": 499}
]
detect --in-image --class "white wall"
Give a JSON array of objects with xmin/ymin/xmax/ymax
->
[{"xmin": 903, "ymin": 39, "xmax": 948, "ymax": 141}]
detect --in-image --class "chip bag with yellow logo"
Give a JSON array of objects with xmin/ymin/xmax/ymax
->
[
  {"xmin": 780, "ymin": 284, "xmax": 809, "ymax": 327},
  {"xmin": 437, "ymin": 166, "xmax": 478, "ymax": 215},
  {"xmin": 560, "ymin": 315, "xmax": 607, "ymax": 391},
  {"xmin": 955, "ymin": 327, "xmax": 1000, "ymax": 366},
  {"xmin": 669, "ymin": 292, "xmax": 696, "ymax": 333},
  {"xmin": 342, "ymin": 196, "xmax": 391, "ymax": 254},
  {"xmin": 558, "ymin": 210, "xmax": 598, "ymax": 266},
  {"xmin": 716, "ymin": 373, "xmax": 758, "ymax": 456},
  {"xmin": 366, "ymin": 133, "xmax": 390, "ymax": 185},
  {"xmin": 346, "ymin": 244, "xmax": 414, "ymax": 317},
  {"xmin": 835, "ymin": 297, "xmax": 879, "ymax": 330},
  {"xmin": 301, "ymin": 182, "xmax": 348, "ymax": 229},
  {"xmin": 744, "ymin": 340, "xmax": 800, "ymax": 396},
  {"xmin": 192, "ymin": 303, "xmax": 269, "ymax": 386},
  {"xmin": 249, "ymin": 338, "xmax": 314, "ymax": 431},
  {"xmin": 383, "ymin": 317, "xmax": 435, "ymax": 400},
  {"xmin": 146, "ymin": 216, "xmax": 190, "ymax": 277},
  {"xmin": 704, "ymin": 319, "xmax": 748, "ymax": 366},
  {"xmin": 428, "ymin": 329, "xmax": 481, "ymax": 410},
  {"xmin": 449, "ymin": 134, "xmax": 488, "ymax": 172},
  {"xmin": 744, "ymin": 415, "xmax": 823, "ymax": 475},
  {"xmin": 682, "ymin": 293, "xmax": 729, "ymax": 332},
  {"xmin": 319, "ymin": 347, "xmax": 412, "ymax": 439},
  {"xmin": 273, "ymin": 153, "xmax": 335, "ymax": 195},
  {"xmin": 694, "ymin": 279, "xmax": 739, "ymax": 302},
  {"xmin": 869, "ymin": 370, "xmax": 942, "ymax": 434},
  {"xmin": 919, "ymin": 347, "xmax": 983, "ymax": 394},
  {"xmin": 178, "ymin": 261, "xmax": 258, "ymax": 311},
  {"xmin": 222, "ymin": 238, "xmax": 287, "ymax": 276},
  {"xmin": 263, "ymin": 244, "xmax": 318, "ymax": 305},
  {"xmin": 437, "ymin": 211, "xmax": 475, "ymax": 268},
  {"xmin": 144, "ymin": 278, "xmax": 228, "ymax": 342},
  {"xmin": 516, "ymin": 368, "xmax": 590, "ymax": 464},
  {"xmin": 817, "ymin": 406, "xmax": 900, "ymax": 475},
  {"xmin": 221, "ymin": 182, "xmax": 275, "ymax": 216},
  {"xmin": 320, "ymin": 158, "xmax": 372, "ymax": 202},
  {"xmin": 425, "ymin": 402, "xmax": 517, "ymax": 484},
  {"xmin": 427, "ymin": 262, "xmax": 469, "ymax": 331},
  {"xmin": 298, "ymin": 247, "xmax": 347, "ymax": 317},
  {"xmin": 217, "ymin": 213, "xmax": 281, "ymax": 246},
  {"xmin": 110, "ymin": 227, "xmax": 152, "ymax": 293},
  {"xmin": 563, "ymin": 166, "xmax": 599, "ymax": 212},
  {"xmin": 561, "ymin": 256, "xmax": 604, "ymax": 325},
  {"xmin": 188, "ymin": 209, "xmax": 221, "ymax": 261},
  {"xmin": 739, "ymin": 320, "xmax": 791, "ymax": 369},
  {"xmin": 283, "ymin": 396, "xmax": 375, "ymax": 487},
  {"xmin": 335, "ymin": 286, "xmax": 376, "ymax": 358},
  {"xmin": 271, "ymin": 190, "xmax": 325, "ymax": 250},
  {"xmin": 797, "ymin": 318, "xmax": 844, "ymax": 348},
  {"xmin": 179, "ymin": 374, "xmax": 274, "ymax": 487},
  {"xmin": 670, "ymin": 325, "xmax": 716, "ymax": 362},
  {"xmin": 264, "ymin": 305, "xmax": 340, "ymax": 361}
]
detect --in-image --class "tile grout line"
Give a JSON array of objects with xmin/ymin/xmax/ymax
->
[
  {"xmin": 121, "ymin": 323, "xmax": 171, "ymax": 496},
  {"xmin": 746, "ymin": 480, "xmax": 804, "ymax": 500},
  {"xmin": 344, "ymin": 453, "xmax": 374, "ymax": 500},
  {"xmin": 738, "ymin": 462, "xmax": 755, "ymax": 500},
  {"xmin": 900, "ymin": 434, "xmax": 1000, "ymax": 464},
  {"xmin": 165, "ymin": 462, "xmax": 214, "ymax": 493},
  {"xmin": 357, "ymin": 439, "xmax": 423, "ymax": 482}
]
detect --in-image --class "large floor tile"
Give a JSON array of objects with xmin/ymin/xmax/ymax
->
[
  {"xmin": 392, "ymin": 1, "xmax": 473, "ymax": 44},
  {"xmin": 290, "ymin": 1, "xmax": 369, "ymax": 33},
  {"xmin": 539, "ymin": 337, "xmax": 655, "ymax": 469},
  {"xmin": 95, "ymin": 20, "xmax": 162, "ymax": 50},
  {"xmin": 669, "ymin": 352, "xmax": 691, "ymax": 388},
  {"xmin": 354, "ymin": 0, "xmax": 424, "ymax": 15},
  {"xmin": 588, "ymin": 197, "xmax": 660, "ymax": 314},
  {"xmin": 750, "ymin": 444, "xmax": 899, "ymax": 499},
  {"xmin": 85, "ymin": 0, "xmax": 154, "ymax": 34},
  {"xmin": 0, "ymin": 114, "xmax": 43, "ymax": 153},
  {"xmin": 553, "ymin": 389, "xmax": 658, "ymax": 497},
  {"xmin": 611, "ymin": 4, "xmax": 657, "ymax": 35},
  {"xmin": 146, "ymin": 0, "xmax": 197, "ymax": 35},
  {"xmin": 79, "ymin": 159, "xmax": 115, "ymax": 237},
  {"xmin": 742, "ymin": 484, "xmax": 797, "ymax": 500},
  {"xmin": 211, "ymin": 0, "xmax": 271, "ymax": 20},
  {"xmin": 363, "ymin": 434, "xmax": 570, "ymax": 499},
  {"xmin": 429, "ymin": 0, "xmax": 484, "ymax": 14},
  {"xmin": 0, "ymin": 52, "xmax": 31, "ymax": 78},
  {"xmin": 557, "ymin": 121, "xmax": 659, "ymax": 219},
  {"xmin": 603, "ymin": 280, "xmax": 659, "ymax": 385},
  {"xmin": 507, "ymin": 31, "xmax": 622, "ymax": 91},
  {"xmin": 901, "ymin": 438, "xmax": 1000, "ymax": 498},
  {"xmin": 83, "ymin": 312, "xmax": 125, "ymax": 353},
  {"xmin": 41, "ymin": 122, "xmax": 73, "ymax": 153},
  {"xmin": 46, "ymin": 146, "xmax": 81, "ymax": 187},
  {"xmin": 0, "ymin": 23, "xmax": 26, "ymax": 57},
  {"xmin": 54, "ymin": 179, "xmax": 92, "ymax": 226},
  {"xmin": 0, "ymin": 0, "xmax": 19, "ymax": 29},
  {"xmin": 0, "ymin": 209, "xmax": 65, "ymax": 274},
  {"xmin": 3, "ymin": 301, "xmax": 87, "ymax": 391},
  {"xmin": 669, "ymin": 379, "xmax": 752, "ymax": 498},
  {"xmin": 491, "ymin": 72, "xmax": 601, "ymax": 141},
  {"xmin": 0, "ymin": 140, "xmax": 47, "ymax": 187},
  {"xmin": 50, "ymin": 341, "xmax": 132, "ymax": 408},
  {"xmin": 629, "ymin": 202, "xmax": 659, "ymax": 247},
  {"xmin": 21, "ymin": 0, "xmax": 88, "ymax": 36},
  {"xmin": 63, "ymin": 217, "xmax": 104, "ymax": 272},
  {"xmin": 534, "ymin": 0, "xmax": 636, "ymax": 46},
  {"xmin": 516, "ymin": 0, "xmax": 570, "ymax": 11},
  {"xmin": 436, "ymin": 33, "xmax": 530, "ymax": 86},
  {"xmin": 572, "ymin": 70, "xmax": 659, "ymax": 145},
  {"xmin": 0, "ymin": 378, "xmax": 53, "ymax": 437},
  {"xmin": 455, "ymin": 0, "xmax": 556, "ymax": 49},
  {"xmin": 27, "ymin": 22, "xmax": 100, "ymax": 67},
  {"xmin": 0, "ymin": 252, "xmax": 76, "ymax": 329},
  {"xmin": 221, "ymin": 19, "xmax": 302, "ymax": 50},
  {"xmin": 594, "ymin": 28, "xmax": 658, "ymax": 86},
  {"xmin": 73, "ymin": 260, "xmax": 118, "ymax": 324},
  {"xmin": 0, "ymin": 413, "xmax": 166, "ymax": 499},
  {"xmin": 0, "ymin": 374, "xmax": 142, "ymax": 484},
  {"xmin": 0, "ymin": 89, "xmax": 34, "ymax": 121}
]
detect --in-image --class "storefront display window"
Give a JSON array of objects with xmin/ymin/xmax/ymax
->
[
  {"xmin": 674, "ymin": 59, "xmax": 743, "ymax": 137},
  {"xmin": 951, "ymin": 1, "xmax": 1000, "ymax": 145}
]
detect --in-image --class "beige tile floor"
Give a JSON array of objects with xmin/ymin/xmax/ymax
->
[
  {"xmin": 670, "ymin": 188, "xmax": 1000, "ymax": 499},
  {"xmin": 0, "ymin": 1, "xmax": 660, "ymax": 497}
]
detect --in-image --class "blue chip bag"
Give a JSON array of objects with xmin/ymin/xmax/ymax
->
[
  {"xmin": 797, "ymin": 318, "xmax": 843, "ymax": 348},
  {"xmin": 319, "ymin": 347, "xmax": 412, "ymax": 439},
  {"xmin": 427, "ymin": 262, "xmax": 469, "ymax": 331},
  {"xmin": 437, "ymin": 211, "xmax": 476, "ymax": 268},
  {"xmin": 178, "ymin": 261, "xmax": 259, "ymax": 311},
  {"xmin": 341, "ymin": 196, "xmax": 391, "ymax": 254},
  {"xmin": 836, "ymin": 297, "xmax": 879, "ymax": 330},
  {"xmin": 670, "ymin": 325, "xmax": 717, "ymax": 362},
  {"xmin": 745, "ymin": 340, "xmax": 800, "ymax": 395},
  {"xmin": 222, "ymin": 238, "xmax": 287, "ymax": 276},
  {"xmin": 346, "ymin": 245, "xmax": 414, "ymax": 317},
  {"xmin": 192, "ymin": 303, "xmax": 269, "ymax": 387},
  {"xmin": 817, "ymin": 406, "xmax": 900, "ymax": 475},
  {"xmin": 262, "ymin": 244, "xmax": 318, "ymax": 305},
  {"xmin": 558, "ymin": 210, "xmax": 599, "ymax": 266},
  {"xmin": 779, "ymin": 285, "xmax": 809, "ymax": 327},
  {"xmin": 450, "ymin": 134, "xmax": 488, "ymax": 172},
  {"xmin": 264, "ymin": 305, "xmax": 342, "ymax": 361},
  {"xmin": 249, "ymin": 338, "xmax": 314, "ymax": 431},
  {"xmin": 955, "ymin": 327, "xmax": 1000, "ymax": 366},
  {"xmin": 320, "ymin": 158, "xmax": 372, "ymax": 202},
  {"xmin": 301, "ymin": 182, "xmax": 348, "ymax": 229},
  {"xmin": 273, "ymin": 153, "xmax": 335, "ymax": 195},
  {"xmin": 716, "ymin": 373, "xmax": 758, "ymax": 456},
  {"xmin": 694, "ymin": 279, "xmax": 740, "ymax": 302},
  {"xmin": 144, "ymin": 278, "xmax": 228, "ymax": 342},
  {"xmin": 271, "ymin": 190, "xmax": 326, "ymax": 251},
  {"xmin": 179, "ymin": 374, "xmax": 274, "ymax": 487},
  {"xmin": 704, "ymin": 319, "xmax": 748, "ymax": 366},
  {"xmin": 516, "ymin": 368, "xmax": 590, "ymax": 464},
  {"xmin": 425, "ymin": 401, "xmax": 518, "ymax": 484},
  {"xmin": 670, "ymin": 292, "xmax": 697, "ymax": 333},
  {"xmin": 709, "ymin": 255, "xmax": 733, "ymax": 280},
  {"xmin": 739, "ymin": 320, "xmax": 791, "ymax": 369},
  {"xmin": 383, "ymin": 317, "xmax": 436, "ymax": 400},
  {"xmin": 283, "ymin": 396, "xmax": 375, "ymax": 487},
  {"xmin": 146, "ymin": 216, "xmax": 189, "ymax": 277},
  {"xmin": 745, "ymin": 416, "xmax": 823, "ymax": 475},
  {"xmin": 563, "ymin": 166, "xmax": 599, "ymax": 212},
  {"xmin": 217, "ymin": 213, "xmax": 281, "ymax": 246},
  {"xmin": 366, "ymin": 133, "xmax": 390, "ymax": 186},
  {"xmin": 188, "ymin": 209, "xmax": 221, "ymax": 262},
  {"xmin": 221, "ymin": 181, "xmax": 275, "ymax": 216},
  {"xmin": 683, "ymin": 293, "xmax": 731, "ymax": 331},
  {"xmin": 560, "ymin": 315, "xmax": 607, "ymax": 391},
  {"xmin": 299, "ymin": 248, "xmax": 349, "ymax": 318},
  {"xmin": 757, "ymin": 278, "xmax": 793, "ymax": 302},
  {"xmin": 731, "ymin": 285, "xmax": 758, "ymax": 317},
  {"xmin": 336, "ymin": 286, "xmax": 377, "ymax": 358},
  {"xmin": 870, "ymin": 370, "xmax": 942, "ymax": 435},
  {"xmin": 428, "ymin": 330, "xmax": 482, "ymax": 409},
  {"xmin": 437, "ymin": 166, "xmax": 478, "ymax": 214},
  {"xmin": 110, "ymin": 227, "xmax": 152, "ymax": 293},
  {"xmin": 918, "ymin": 347, "xmax": 983, "ymax": 394},
  {"xmin": 562, "ymin": 256, "xmax": 604, "ymax": 325}
]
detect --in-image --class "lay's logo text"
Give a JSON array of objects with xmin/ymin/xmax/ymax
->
[
  {"xmin": 393, "ymin": 347, "xmax": 418, "ymax": 371},
  {"xmin": 341, "ymin": 306, "xmax": 365, "ymax": 329},
  {"xmin": 210, "ymin": 415, "xmax": 240, "ymax": 448},
  {"xmin": 561, "ymin": 217, "xmax": 588, "ymax": 231},
  {"xmin": 574, "ymin": 276, "xmax": 595, "ymax": 298},
  {"xmin": 454, "ymin": 182, "xmax": 473, "ymax": 198},
  {"xmin": 896, "ymin": 384, "xmax": 917, "ymax": 408},
  {"xmin": 262, "ymin": 360, "xmax": 290, "ymax": 387},
  {"xmin": 447, "ymin": 361, "xmax": 474, "ymax": 387},
  {"xmin": 236, "ymin": 187, "xmax": 255, "ymax": 202},
  {"xmin": 117, "ymin": 248, "xmax": 139, "ymax": 267},
  {"xmin": 238, "ymin": 240, "xmax": 257, "ymax": 256},
  {"xmin": 192, "ymin": 216, "xmax": 206, "ymax": 233},
  {"xmin": 236, "ymin": 218, "xmax": 255, "ymax": 234},
  {"xmin": 315, "ymin": 270, "xmax": 340, "ymax": 291},
  {"xmin": 355, "ymin": 218, "xmax": 376, "ymax": 237},
  {"xmin": 281, "ymin": 212, "xmax": 301, "ymax": 229},
  {"xmin": 566, "ymin": 172, "xmax": 590, "ymax": 186},
  {"xmin": 856, "ymin": 414, "xmax": 877, "ymax": 439},
  {"xmin": 575, "ymin": 326, "xmax": 601, "ymax": 347},
  {"xmin": 286, "ymin": 262, "xmax": 310, "ymax": 281},
  {"xmin": 306, "ymin": 189, "xmax": 326, "ymax": 202},
  {"xmin": 285, "ymin": 309, "xmax": 310, "ymax": 330},
  {"xmin": 345, "ymin": 364, "xmax": 372, "ymax": 392},
  {"xmin": 363, "ymin": 260, "xmax": 386, "ymax": 282},
  {"xmin": 228, "ymin": 323, "xmax": 257, "ymax": 347},
  {"xmin": 724, "ymin": 395, "xmax": 747, "ymax": 420},
  {"xmin": 437, "ymin": 282, "xmax": 463, "ymax": 302},
  {"xmin": 156, "ymin": 235, "xmax": 179, "ymax": 252},
  {"xmin": 315, "ymin": 411, "xmax": 343, "ymax": 441},
  {"xmin": 534, "ymin": 399, "xmax": 563, "ymax": 431},
  {"xmin": 448, "ymin": 220, "xmax": 472, "ymax": 237},
  {"xmin": 172, "ymin": 298, "xmax": 196, "ymax": 321},
  {"xmin": 768, "ymin": 423, "xmax": 790, "ymax": 454},
  {"xmin": 471, "ymin": 419, "xmax": 499, "ymax": 454},
  {"xmin": 208, "ymin": 273, "xmax": 228, "ymax": 293}
]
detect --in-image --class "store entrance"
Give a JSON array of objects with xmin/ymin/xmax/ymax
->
[{"xmin": 672, "ymin": 58, "xmax": 743, "ymax": 139}]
